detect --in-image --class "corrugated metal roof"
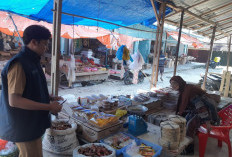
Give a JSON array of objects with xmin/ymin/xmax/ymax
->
[{"xmin": 164, "ymin": 0, "xmax": 232, "ymax": 40}]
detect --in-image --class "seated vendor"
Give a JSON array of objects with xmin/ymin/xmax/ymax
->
[
  {"xmin": 169, "ymin": 76, "xmax": 220, "ymax": 154},
  {"xmin": 81, "ymin": 54, "xmax": 89, "ymax": 64}
]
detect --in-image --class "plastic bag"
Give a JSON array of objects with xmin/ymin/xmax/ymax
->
[
  {"xmin": 67, "ymin": 54, "xmax": 76, "ymax": 82},
  {"xmin": 0, "ymin": 141, "xmax": 18, "ymax": 156},
  {"xmin": 116, "ymin": 45, "xmax": 125, "ymax": 60},
  {"xmin": 42, "ymin": 120, "xmax": 79, "ymax": 155},
  {"xmin": 129, "ymin": 52, "xmax": 144, "ymax": 71},
  {"xmin": 126, "ymin": 140, "xmax": 142, "ymax": 157}
]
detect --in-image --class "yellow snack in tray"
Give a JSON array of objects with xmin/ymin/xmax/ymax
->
[
  {"xmin": 115, "ymin": 109, "xmax": 127, "ymax": 118},
  {"xmin": 139, "ymin": 143, "xmax": 155, "ymax": 157},
  {"xmin": 96, "ymin": 118, "xmax": 109, "ymax": 127},
  {"xmin": 108, "ymin": 116, "xmax": 119, "ymax": 123},
  {"xmin": 89, "ymin": 113, "xmax": 119, "ymax": 127}
]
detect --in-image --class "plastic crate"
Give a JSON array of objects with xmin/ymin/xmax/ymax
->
[
  {"xmin": 100, "ymin": 132, "xmax": 137, "ymax": 156},
  {"xmin": 122, "ymin": 138, "xmax": 162, "ymax": 157}
]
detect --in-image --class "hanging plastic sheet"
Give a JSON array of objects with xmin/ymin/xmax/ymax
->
[
  {"xmin": 0, "ymin": 11, "xmax": 111, "ymax": 39},
  {"xmin": 129, "ymin": 51, "xmax": 145, "ymax": 71},
  {"xmin": 0, "ymin": 0, "xmax": 172, "ymax": 30}
]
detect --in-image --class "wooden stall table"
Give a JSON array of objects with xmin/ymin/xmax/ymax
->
[
  {"xmin": 60, "ymin": 63, "xmax": 109, "ymax": 86},
  {"xmin": 75, "ymin": 70, "xmax": 109, "ymax": 83}
]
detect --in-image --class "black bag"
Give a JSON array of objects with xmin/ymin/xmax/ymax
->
[{"xmin": 191, "ymin": 95, "xmax": 220, "ymax": 125}]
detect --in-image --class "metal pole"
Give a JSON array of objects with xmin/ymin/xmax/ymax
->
[
  {"xmin": 51, "ymin": 0, "xmax": 62, "ymax": 96},
  {"xmin": 173, "ymin": 9, "xmax": 184, "ymax": 76},
  {"xmin": 7, "ymin": 13, "xmax": 24, "ymax": 46},
  {"xmin": 202, "ymin": 26, "xmax": 216, "ymax": 90},
  {"xmin": 226, "ymin": 35, "xmax": 231, "ymax": 72}
]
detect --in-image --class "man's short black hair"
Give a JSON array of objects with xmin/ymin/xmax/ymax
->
[{"xmin": 23, "ymin": 25, "xmax": 51, "ymax": 45}]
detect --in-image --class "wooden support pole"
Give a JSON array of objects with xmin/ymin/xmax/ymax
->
[
  {"xmin": 202, "ymin": 26, "xmax": 216, "ymax": 90},
  {"xmin": 154, "ymin": 2, "xmax": 166, "ymax": 86},
  {"xmin": 227, "ymin": 35, "xmax": 231, "ymax": 72},
  {"xmin": 150, "ymin": 2, "xmax": 166, "ymax": 89},
  {"xmin": 51, "ymin": 0, "xmax": 62, "ymax": 96},
  {"xmin": 224, "ymin": 71, "xmax": 231, "ymax": 97},
  {"xmin": 173, "ymin": 9, "xmax": 184, "ymax": 76},
  {"xmin": 150, "ymin": 0, "xmax": 160, "ymax": 27},
  {"xmin": 150, "ymin": 26, "xmax": 160, "ymax": 89}
]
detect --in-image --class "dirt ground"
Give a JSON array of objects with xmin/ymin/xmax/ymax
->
[{"xmin": 58, "ymin": 62, "xmax": 224, "ymax": 101}]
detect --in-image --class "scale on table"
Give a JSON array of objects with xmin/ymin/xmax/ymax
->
[{"xmin": 127, "ymin": 105, "xmax": 148, "ymax": 136}]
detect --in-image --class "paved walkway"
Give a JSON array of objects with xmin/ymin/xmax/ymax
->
[{"xmin": 143, "ymin": 62, "xmax": 205, "ymax": 75}]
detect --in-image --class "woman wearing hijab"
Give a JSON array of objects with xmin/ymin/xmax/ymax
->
[
  {"xmin": 170, "ymin": 76, "xmax": 219, "ymax": 154},
  {"xmin": 170, "ymin": 76, "xmax": 219, "ymax": 135}
]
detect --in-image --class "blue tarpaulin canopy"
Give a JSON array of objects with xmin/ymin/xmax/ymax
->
[{"xmin": 0, "ymin": 0, "xmax": 172, "ymax": 30}]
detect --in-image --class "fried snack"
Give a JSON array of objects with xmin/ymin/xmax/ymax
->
[
  {"xmin": 51, "ymin": 121, "xmax": 71, "ymax": 130},
  {"xmin": 78, "ymin": 144, "xmax": 112, "ymax": 156},
  {"xmin": 139, "ymin": 143, "xmax": 155, "ymax": 157}
]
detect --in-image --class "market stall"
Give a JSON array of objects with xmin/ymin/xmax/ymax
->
[
  {"xmin": 60, "ymin": 59, "xmax": 109, "ymax": 87},
  {"xmin": 39, "ymin": 87, "xmax": 194, "ymax": 157}
]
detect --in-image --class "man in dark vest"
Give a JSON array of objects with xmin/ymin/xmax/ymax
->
[{"xmin": 0, "ymin": 25, "xmax": 63, "ymax": 157}]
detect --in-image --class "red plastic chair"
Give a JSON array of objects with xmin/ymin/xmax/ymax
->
[{"xmin": 198, "ymin": 104, "xmax": 232, "ymax": 157}]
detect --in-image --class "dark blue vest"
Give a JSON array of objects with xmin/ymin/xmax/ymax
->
[{"xmin": 0, "ymin": 46, "xmax": 50, "ymax": 142}]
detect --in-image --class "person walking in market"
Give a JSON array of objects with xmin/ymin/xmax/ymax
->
[
  {"xmin": 158, "ymin": 51, "xmax": 166, "ymax": 81},
  {"xmin": 0, "ymin": 25, "xmax": 63, "ymax": 157}
]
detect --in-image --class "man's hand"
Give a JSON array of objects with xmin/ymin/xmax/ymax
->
[
  {"xmin": 49, "ymin": 101, "xmax": 62, "ymax": 115},
  {"xmin": 50, "ymin": 95, "xmax": 64, "ymax": 101}
]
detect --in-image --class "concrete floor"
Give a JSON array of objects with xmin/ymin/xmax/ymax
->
[
  {"xmin": 187, "ymin": 137, "xmax": 228, "ymax": 157},
  {"xmin": 178, "ymin": 131, "xmax": 231, "ymax": 157}
]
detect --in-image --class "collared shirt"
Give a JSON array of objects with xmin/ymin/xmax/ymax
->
[{"xmin": 7, "ymin": 62, "xmax": 26, "ymax": 95}]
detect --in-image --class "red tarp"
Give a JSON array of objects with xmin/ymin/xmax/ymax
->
[
  {"xmin": 97, "ymin": 34, "xmax": 142, "ymax": 50},
  {"xmin": 0, "ymin": 11, "xmax": 111, "ymax": 39},
  {"xmin": 167, "ymin": 31, "xmax": 204, "ymax": 49},
  {"xmin": 0, "ymin": 11, "xmax": 143, "ymax": 50}
]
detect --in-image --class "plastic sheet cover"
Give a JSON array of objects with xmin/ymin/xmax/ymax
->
[{"xmin": 0, "ymin": 0, "xmax": 172, "ymax": 29}]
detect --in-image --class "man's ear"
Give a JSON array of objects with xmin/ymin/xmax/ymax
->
[{"xmin": 30, "ymin": 39, "xmax": 38, "ymax": 46}]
